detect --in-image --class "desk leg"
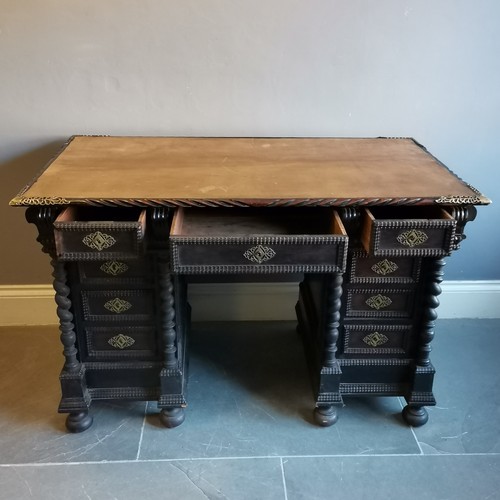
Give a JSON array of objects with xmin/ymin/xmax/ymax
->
[
  {"xmin": 158, "ymin": 262, "xmax": 187, "ymax": 428},
  {"xmin": 297, "ymin": 273, "xmax": 344, "ymax": 427},
  {"xmin": 27, "ymin": 207, "xmax": 92, "ymax": 432},
  {"xmin": 403, "ymin": 257, "xmax": 445, "ymax": 426}
]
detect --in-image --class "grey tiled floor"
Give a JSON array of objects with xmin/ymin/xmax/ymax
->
[{"xmin": 1, "ymin": 320, "xmax": 499, "ymax": 499}]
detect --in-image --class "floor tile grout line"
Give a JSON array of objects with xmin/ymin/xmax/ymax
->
[
  {"xmin": 2, "ymin": 452, "xmax": 500, "ymax": 468},
  {"xmin": 280, "ymin": 457, "xmax": 289, "ymax": 500},
  {"xmin": 397, "ymin": 396, "xmax": 424, "ymax": 455},
  {"xmin": 135, "ymin": 401, "xmax": 149, "ymax": 461}
]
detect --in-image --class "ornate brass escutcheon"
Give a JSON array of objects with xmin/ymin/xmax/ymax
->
[
  {"xmin": 100, "ymin": 261, "xmax": 129, "ymax": 276},
  {"xmin": 104, "ymin": 298, "xmax": 132, "ymax": 314},
  {"xmin": 365, "ymin": 294, "xmax": 392, "ymax": 310},
  {"xmin": 362, "ymin": 332, "xmax": 389, "ymax": 347},
  {"xmin": 243, "ymin": 245, "xmax": 276, "ymax": 264},
  {"xmin": 371, "ymin": 259, "xmax": 398, "ymax": 275},
  {"xmin": 396, "ymin": 229, "xmax": 428, "ymax": 248},
  {"xmin": 108, "ymin": 334, "xmax": 135, "ymax": 349},
  {"xmin": 82, "ymin": 231, "xmax": 117, "ymax": 251}
]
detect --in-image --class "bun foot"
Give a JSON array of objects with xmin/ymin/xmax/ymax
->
[
  {"xmin": 402, "ymin": 405, "xmax": 429, "ymax": 427},
  {"xmin": 313, "ymin": 405, "xmax": 338, "ymax": 427},
  {"xmin": 159, "ymin": 407, "xmax": 185, "ymax": 428},
  {"xmin": 65, "ymin": 411, "xmax": 93, "ymax": 433}
]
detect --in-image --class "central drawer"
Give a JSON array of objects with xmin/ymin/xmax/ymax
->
[{"xmin": 169, "ymin": 208, "xmax": 348, "ymax": 274}]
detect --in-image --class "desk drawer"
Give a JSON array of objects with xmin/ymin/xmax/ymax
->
[
  {"xmin": 361, "ymin": 207, "xmax": 456, "ymax": 257},
  {"xmin": 341, "ymin": 323, "xmax": 413, "ymax": 357},
  {"xmin": 169, "ymin": 208, "xmax": 348, "ymax": 274},
  {"xmin": 345, "ymin": 287, "xmax": 415, "ymax": 318},
  {"xmin": 54, "ymin": 207, "xmax": 146, "ymax": 261},
  {"xmin": 78, "ymin": 259, "xmax": 148, "ymax": 284},
  {"xmin": 349, "ymin": 251, "xmax": 421, "ymax": 284},
  {"xmin": 84, "ymin": 326, "xmax": 158, "ymax": 360},
  {"xmin": 81, "ymin": 289, "xmax": 154, "ymax": 321}
]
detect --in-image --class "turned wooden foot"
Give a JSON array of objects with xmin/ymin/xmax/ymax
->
[
  {"xmin": 159, "ymin": 407, "xmax": 185, "ymax": 428},
  {"xmin": 402, "ymin": 405, "xmax": 429, "ymax": 427},
  {"xmin": 313, "ymin": 405, "xmax": 339, "ymax": 427},
  {"xmin": 65, "ymin": 411, "xmax": 93, "ymax": 433}
]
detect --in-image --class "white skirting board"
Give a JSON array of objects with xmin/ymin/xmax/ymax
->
[{"xmin": 0, "ymin": 281, "xmax": 499, "ymax": 327}]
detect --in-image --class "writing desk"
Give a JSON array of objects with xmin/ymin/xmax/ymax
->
[{"xmin": 11, "ymin": 136, "xmax": 489, "ymax": 432}]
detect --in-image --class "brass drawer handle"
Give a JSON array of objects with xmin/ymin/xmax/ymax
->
[
  {"xmin": 362, "ymin": 332, "xmax": 389, "ymax": 347},
  {"xmin": 365, "ymin": 294, "xmax": 392, "ymax": 310},
  {"xmin": 397, "ymin": 229, "xmax": 428, "ymax": 248},
  {"xmin": 108, "ymin": 334, "xmax": 135, "ymax": 349},
  {"xmin": 100, "ymin": 261, "xmax": 129, "ymax": 276},
  {"xmin": 243, "ymin": 245, "xmax": 276, "ymax": 264},
  {"xmin": 82, "ymin": 231, "xmax": 117, "ymax": 251},
  {"xmin": 104, "ymin": 298, "xmax": 132, "ymax": 314}
]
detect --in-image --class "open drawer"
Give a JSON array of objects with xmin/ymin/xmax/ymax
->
[
  {"xmin": 54, "ymin": 206, "xmax": 146, "ymax": 261},
  {"xmin": 361, "ymin": 206, "xmax": 456, "ymax": 257},
  {"xmin": 169, "ymin": 207, "xmax": 348, "ymax": 274}
]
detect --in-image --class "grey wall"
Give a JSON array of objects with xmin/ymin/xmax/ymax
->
[{"xmin": 1, "ymin": 0, "xmax": 499, "ymax": 284}]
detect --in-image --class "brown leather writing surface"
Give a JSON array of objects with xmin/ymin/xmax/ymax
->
[{"xmin": 11, "ymin": 136, "xmax": 489, "ymax": 207}]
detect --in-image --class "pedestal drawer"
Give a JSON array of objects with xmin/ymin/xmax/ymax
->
[
  {"xmin": 169, "ymin": 207, "xmax": 348, "ymax": 274},
  {"xmin": 340, "ymin": 323, "xmax": 413, "ymax": 358},
  {"xmin": 81, "ymin": 289, "xmax": 154, "ymax": 321},
  {"xmin": 83, "ymin": 326, "xmax": 158, "ymax": 360},
  {"xmin": 78, "ymin": 259, "xmax": 149, "ymax": 284},
  {"xmin": 54, "ymin": 206, "xmax": 146, "ymax": 261},
  {"xmin": 361, "ymin": 206, "xmax": 456, "ymax": 257},
  {"xmin": 349, "ymin": 251, "xmax": 421, "ymax": 284},
  {"xmin": 345, "ymin": 287, "xmax": 416, "ymax": 318}
]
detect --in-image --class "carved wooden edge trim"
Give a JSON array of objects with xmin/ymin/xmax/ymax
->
[
  {"xmin": 339, "ymin": 383, "xmax": 403, "ymax": 394},
  {"xmin": 57, "ymin": 250, "xmax": 142, "ymax": 262},
  {"xmin": 171, "ymin": 235, "xmax": 348, "ymax": 245},
  {"xmin": 348, "ymin": 250, "xmax": 421, "ymax": 284},
  {"xmin": 84, "ymin": 361, "xmax": 161, "ymax": 370},
  {"xmin": 9, "ymin": 195, "xmax": 491, "ymax": 208},
  {"xmin": 87, "ymin": 388, "xmax": 160, "ymax": 400},
  {"xmin": 339, "ymin": 358, "xmax": 411, "ymax": 366},
  {"xmin": 171, "ymin": 263, "xmax": 346, "ymax": 275}
]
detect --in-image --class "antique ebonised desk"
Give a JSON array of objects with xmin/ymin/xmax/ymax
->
[{"xmin": 11, "ymin": 136, "xmax": 489, "ymax": 432}]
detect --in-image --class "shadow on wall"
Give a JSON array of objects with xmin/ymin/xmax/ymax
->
[{"xmin": 1, "ymin": 140, "xmax": 67, "ymax": 284}]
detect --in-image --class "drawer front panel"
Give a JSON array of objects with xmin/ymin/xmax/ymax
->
[
  {"xmin": 81, "ymin": 290, "xmax": 154, "ymax": 321},
  {"xmin": 83, "ymin": 326, "xmax": 158, "ymax": 360},
  {"xmin": 54, "ymin": 208, "xmax": 146, "ymax": 261},
  {"xmin": 171, "ymin": 236, "xmax": 348, "ymax": 274},
  {"xmin": 349, "ymin": 252, "xmax": 420, "ymax": 284},
  {"xmin": 346, "ymin": 287, "xmax": 415, "ymax": 318},
  {"xmin": 78, "ymin": 259, "xmax": 148, "ymax": 283},
  {"xmin": 341, "ymin": 324, "xmax": 412, "ymax": 357},
  {"xmin": 362, "ymin": 208, "xmax": 456, "ymax": 257}
]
